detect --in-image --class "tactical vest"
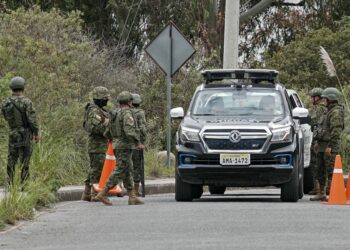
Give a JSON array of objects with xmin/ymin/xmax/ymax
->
[
  {"xmin": 109, "ymin": 108, "xmax": 122, "ymax": 138},
  {"xmin": 2, "ymin": 97, "xmax": 26, "ymax": 129},
  {"xmin": 318, "ymin": 105, "xmax": 344, "ymax": 142}
]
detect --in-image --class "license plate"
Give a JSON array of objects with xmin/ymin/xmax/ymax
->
[{"xmin": 220, "ymin": 154, "xmax": 250, "ymax": 166}]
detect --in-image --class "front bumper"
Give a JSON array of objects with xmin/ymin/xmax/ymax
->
[{"xmin": 176, "ymin": 142, "xmax": 297, "ymax": 187}]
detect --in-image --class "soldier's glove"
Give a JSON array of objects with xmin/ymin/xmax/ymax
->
[{"xmin": 325, "ymin": 147, "xmax": 332, "ymax": 157}]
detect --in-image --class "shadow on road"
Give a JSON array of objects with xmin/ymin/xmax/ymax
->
[{"xmin": 195, "ymin": 193, "xmax": 282, "ymax": 202}]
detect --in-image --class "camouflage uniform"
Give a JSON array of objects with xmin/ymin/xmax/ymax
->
[
  {"xmin": 97, "ymin": 91, "xmax": 144, "ymax": 205},
  {"xmin": 131, "ymin": 94, "xmax": 147, "ymax": 187},
  {"xmin": 83, "ymin": 103, "xmax": 109, "ymax": 185},
  {"xmin": 1, "ymin": 77, "xmax": 39, "ymax": 184},
  {"xmin": 315, "ymin": 103, "xmax": 344, "ymax": 188},
  {"xmin": 308, "ymin": 88, "xmax": 327, "ymax": 194},
  {"xmin": 82, "ymin": 86, "xmax": 110, "ymax": 202},
  {"xmin": 106, "ymin": 106, "xmax": 140, "ymax": 190},
  {"xmin": 311, "ymin": 87, "xmax": 344, "ymax": 201}
]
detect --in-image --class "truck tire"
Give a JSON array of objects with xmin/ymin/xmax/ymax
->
[
  {"xmin": 303, "ymin": 166, "xmax": 313, "ymax": 194},
  {"xmin": 209, "ymin": 186, "xmax": 226, "ymax": 195},
  {"xmin": 175, "ymin": 169, "xmax": 195, "ymax": 201},
  {"xmin": 281, "ymin": 155, "xmax": 299, "ymax": 202}
]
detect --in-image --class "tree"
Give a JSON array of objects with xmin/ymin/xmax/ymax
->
[
  {"xmin": 264, "ymin": 20, "xmax": 350, "ymax": 94},
  {"xmin": 239, "ymin": 0, "xmax": 350, "ymax": 66}
]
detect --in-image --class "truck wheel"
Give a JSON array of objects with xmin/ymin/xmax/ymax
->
[
  {"xmin": 175, "ymin": 169, "xmax": 194, "ymax": 201},
  {"xmin": 209, "ymin": 186, "xmax": 226, "ymax": 195},
  {"xmin": 281, "ymin": 155, "xmax": 299, "ymax": 202},
  {"xmin": 303, "ymin": 167, "xmax": 313, "ymax": 194}
]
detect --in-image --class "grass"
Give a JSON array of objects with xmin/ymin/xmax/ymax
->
[
  {"xmin": 144, "ymin": 149, "xmax": 175, "ymax": 178},
  {"xmin": 0, "ymin": 127, "xmax": 87, "ymax": 230},
  {"xmin": 0, "ymin": 169, "xmax": 56, "ymax": 228}
]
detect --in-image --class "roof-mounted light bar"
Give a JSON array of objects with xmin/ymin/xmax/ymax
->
[{"xmin": 201, "ymin": 69, "xmax": 279, "ymax": 84}]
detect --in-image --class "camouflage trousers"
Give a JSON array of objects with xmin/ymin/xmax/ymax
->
[
  {"xmin": 7, "ymin": 144, "xmax": 32, "ymax": 185},
  {"xmin": 84, "ymin": 153, "xmax": 105, "ymax": 185},
  {"xmin": 315, "ymin": 151, "xmax": 337, "ymax": 187},
  {"xmin": 132, "ymin": 149, "xmax": 143, "ymax": 183},
  {"xmin": 105, "ymin": 149, "xmax": 134, "ymax": 191},
  {"xmin": 309, "ymin": 146, "xmax": 318, "ymax": 180}
]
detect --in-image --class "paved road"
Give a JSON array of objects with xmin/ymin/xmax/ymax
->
[{"xmin": 1, "ymin": 188, "xmax": 350, "ymax": 250}]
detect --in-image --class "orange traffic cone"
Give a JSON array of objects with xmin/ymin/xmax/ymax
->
[
  {"xmin": 93, "ymin": 142, "xmax": 123, "ymax": 197},
  {"xmin": 346, "ymin": 171, "xmax": 350, "ymax": 200},
  {"xmin": 323, "ymin": 155, "xmax": 349, "ymax": 205}
]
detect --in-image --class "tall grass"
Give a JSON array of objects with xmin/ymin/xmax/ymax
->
[
  {"xmin": 0, "ymin": 168, "xmax": 56, "ymax": 228},
  {"xmin": 0, "ymin": 126, "xmax": 88, "ymax": 229}
]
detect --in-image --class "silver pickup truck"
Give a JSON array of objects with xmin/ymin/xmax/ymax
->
[{"xmin": 171, "ymin": 69, "xmax": 312, "ymax": 202}]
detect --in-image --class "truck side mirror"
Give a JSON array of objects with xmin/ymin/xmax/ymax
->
[
  {"xmin": 292, "ymin": 107, "xmax": 310, "ymax": 124},
  {"xmin": 170, "ymin": 107, "xmax": 184, "ymax": 119}
]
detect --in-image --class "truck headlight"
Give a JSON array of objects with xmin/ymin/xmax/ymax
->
[
  {"xmin": 271, "ymin": 126, "xmax": 292, "ymax": 142},
  {"xmin": 180, "ymin": 126, "xmax": 200, "ymax": 142}
]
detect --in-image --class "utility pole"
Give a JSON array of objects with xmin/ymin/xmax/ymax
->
[
  {"xmin": 223, "ymin": 0, "xmax": 240, "ymax": 69},
  {"xmin": 223, "ymin": 0, "xmax": 277, "ymax": 69}
]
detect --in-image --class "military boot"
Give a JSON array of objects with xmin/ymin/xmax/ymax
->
[
  {"xmin": 310, "ymin": 186, "xmax": 327, "ymax": 201},
  {"xmin": 96, "ymin": 187, "xmax": 112, "ymax": 206},
  {"xmin": 128, "ymin": 190, "xmax": 144, "ymax": 205},
  {"xmin": 308, "ymin": 180, "xmax": 320, "ymax": 195},
  {"xmin": 81, "ymin": 184, "xmax": 91, "ymax": 202},
  {"xmin": 134, "ymin": 183, "xmax": 141, "ymax": 197},
  {"xmin": 90, "ymin": 187, "xmax": 99, "ymax": 202}
]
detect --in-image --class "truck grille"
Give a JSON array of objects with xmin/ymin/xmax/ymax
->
[
  {"xmin": 201, "ymin": 127, "xmax": 271, "ymax": 152},
  {"xmin": 204, "ymin": 138, "xmax": 266, "ymax": 150}
]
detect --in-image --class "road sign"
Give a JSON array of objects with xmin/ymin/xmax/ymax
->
[
  {"xmin": 145, "ymin": 22, "xmax": 195, "ymax": 76},
  {"xmin": 145, "ymin": 22, "xmax": 195, "ymax": 166}
]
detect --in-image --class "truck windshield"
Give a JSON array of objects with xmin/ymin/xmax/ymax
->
[{"xmin": 191, "ymin": 88, "xmax": 285, "ymax": 117}]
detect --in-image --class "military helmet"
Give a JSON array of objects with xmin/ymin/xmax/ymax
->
[
  {"xmin": 309, "ymin": 88, "xmax": 323, "ymax": 97},
  {"xmin": 132, "ymin": 93, "xmax": 142, "ymax": 105},
  {"xmin": 321, "ymin": 87, "xmax": 341, "ymax": 101},
  {"xmin": 92, "ymin": 86, "xmax": 110, "ymax": 100},
  {"xmin": 117, "ymin": 91, "xmax": 133, "ymax": 103},
  {"xmin": 9, "ymin": 76, "xmax": 25, "ymax": 90}
]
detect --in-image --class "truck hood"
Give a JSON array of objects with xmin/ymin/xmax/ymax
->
[{"xmin": 183, "ymin": 115, "xmax": 288, "ymax": 130}]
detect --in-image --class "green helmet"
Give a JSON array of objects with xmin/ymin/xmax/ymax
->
[
  {"xmin": 309, "ymin": 88, "xmax": 323, "ymax": 97},
  {"xmin": 321, "ymin": 87, "xmax": 341, "ymax": 101},
  {"xmin": 132, "ymin": 93, "xmax": 142, "ymax": 105},
  {"xmin": 92, "ymin": 86, "xmax": 110, "ymax": 100},
  {"xmin": 117, "ymin": 91, "xmax": 133, "ymax": 103},
  {"xmin": 10, "ymin": 76, "xmax": 25, "ymax": 90}
]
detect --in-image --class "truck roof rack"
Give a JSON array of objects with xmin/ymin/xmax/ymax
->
[{"xmin": 201, "ymin": 69, "xmax": 279, "ymax": 84}]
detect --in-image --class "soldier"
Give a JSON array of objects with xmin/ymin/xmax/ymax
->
[
  {"xmin": 96, "ymin": 91, "xmax": 145, "ymax": 206},
  {"xmin": 131, "ymin": 93, "xmax": 147, "ymax": 196},
  {"xmin": 308, "ymin": 88, "xmax": 327, "ymax": 195},
  {"xmin": 1, "ymin": 76, "xmax": 40, "ymax": 185},
  {"xmin": 81, "ymin": 86, "xmax": 110, "ymax": 202},
  {"xmin": 311, "ymin": 87, "xmax": 344, "ymax": 201}
]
